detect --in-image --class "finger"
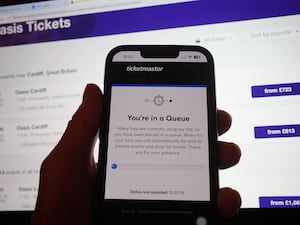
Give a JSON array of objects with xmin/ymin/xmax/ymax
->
[
  {"xmin": 218, "ymin": 141, "xmax": 241, "ymax": 169},
  {"xmin": 218, "ymin": 187, "xmax": 241, "ymax": 218},
  {"xmin": 56, "ymin": 84, "xmax": 103, "ymax": 160},
  {"xmin": 217, "ymin": 110, "xmax": 232, "ymax": 136}
]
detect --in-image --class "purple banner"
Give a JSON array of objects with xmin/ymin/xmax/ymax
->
[
  {"xmin": 252, "ymin": 83, "xmax": 300, "ymax": 98},
  {"xmin": 254, "ymin": 124, "xmax": 300, "ymax": 139},
  {"xmin": 260, "ymin": 196, "xmax": 300, "ymax": 208},
  {"xmin": 1, "ymin": 0, "xmax": 300, "ymax": 47}
]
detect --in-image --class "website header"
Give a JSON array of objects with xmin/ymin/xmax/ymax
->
[{"xmin": 0, "ymin": 0, "xmax": 299, "ymax": 47}]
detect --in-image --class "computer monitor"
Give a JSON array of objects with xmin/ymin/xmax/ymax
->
[{"xmin": 0, "ymin": 0, "xmax": 299, "ymax": 224}]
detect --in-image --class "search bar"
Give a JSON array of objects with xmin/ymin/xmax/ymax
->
[{"xmin": 0, "ymin": 0, "xmax": 69, "ymax": 15}]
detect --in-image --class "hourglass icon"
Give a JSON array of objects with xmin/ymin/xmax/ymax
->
[{"xmin": 145, "ymin": 95, "xmax": 172, "ymax": 106}]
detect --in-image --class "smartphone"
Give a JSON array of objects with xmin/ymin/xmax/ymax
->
[{"xmin": 96, "ymin": 45, "xmax": 218, "ymax": 225}]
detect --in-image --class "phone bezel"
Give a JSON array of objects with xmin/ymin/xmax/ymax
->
[{"xmin": 96, "ymin": 45, "xmax": 218, "ymax": 224}]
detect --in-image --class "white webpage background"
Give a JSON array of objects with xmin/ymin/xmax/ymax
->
[
  {"xmin": 0, "ymin": 13, "xmax": 299, "ymax": 209},
  {"xmin": 105, "ymin": 86, "xmax": 210, "ymax": 201}
]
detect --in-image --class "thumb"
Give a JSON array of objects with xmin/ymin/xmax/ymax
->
[{"xmin": 56, "ymin": 83, "xmax": 103, "ymax": 160}]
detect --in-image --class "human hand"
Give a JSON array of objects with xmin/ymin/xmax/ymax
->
[
  {"xmin": 31, "ymin": 84, "xmax": 102, "ymax": 225},
  {"xmin": 31, "ymin": 83, "xmax": 241, "ymax": 225},
  {"xmin": 217, "ymin": 110, "xmax": 241, "ymax": 218}
]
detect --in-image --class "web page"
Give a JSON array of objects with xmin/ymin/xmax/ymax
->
[
  {"xmin": 0, "ymin": 0, "xmax": 300, "ymax": 210},
  {"xmin": 105, "ymin": 85, "xmax": 209, "ymax": 201}
]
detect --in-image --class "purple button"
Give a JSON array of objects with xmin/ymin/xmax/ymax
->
[
  {"xmin": 260, "ymin": 196, "xmax": 300, "ymax": 208},
  {"xmin": 251, "ymin": 82, "xmax": 300, "ymax": 98},
  {"xmin": 254, "ymin": 124, "xmax": 300, "ymax": 138}
]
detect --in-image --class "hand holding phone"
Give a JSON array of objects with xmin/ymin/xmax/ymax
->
[{"xmin": 97, "ymin": 45, "xmax": 218, "ymax": 225}]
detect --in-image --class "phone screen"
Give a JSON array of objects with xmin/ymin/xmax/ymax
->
[
  {"xmin": 98, "ymin": 46, "xmax": 217, "ymax": 225},
  {"xmin": 105, "ymin": 84, "xmax": 210, "ymax": 201}
]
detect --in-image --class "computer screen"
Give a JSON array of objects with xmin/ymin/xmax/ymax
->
[{"xmin": 0, "ymin": 0, "xmax": 299, "ymax": 223}]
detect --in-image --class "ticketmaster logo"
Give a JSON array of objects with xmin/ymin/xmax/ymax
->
[{"xmin": 126, "ymin": 66, "xmax": 164, "ymax": 72}]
